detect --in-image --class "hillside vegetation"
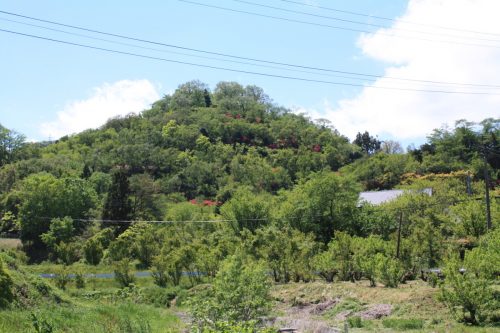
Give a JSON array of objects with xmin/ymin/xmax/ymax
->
[{"xmin": 0, "ymin": 81, "xmax": 499, "ymax": 332}]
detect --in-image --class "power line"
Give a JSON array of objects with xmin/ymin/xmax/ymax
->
[
  {"xmin": 32, "ymin": 196, "xmax": 495, "ymax": 225},
  {"xmin": 2, "ymin": 10, "xmax": 500, "ymax": 89},
  {"xmin": 6, "ymin": 16, "xmax": 467, "ymax": 86},
  {"xmin": 231, "ymin": 0, "xmax": 500, "ymax": 44},
  {"xmin": 179, "ymin": 0, "xmax": 500, "ymax": 49},
  {"xmin": 0, "ymin": 17, "xmax": 379, "ymax": 82},
  {"xmin": 3, "ymin": 28, "xmax": 500, "ymax": 95},
  {"xmin": 279, "ymin": 0, "xmax": 500, "ymax": 38}
]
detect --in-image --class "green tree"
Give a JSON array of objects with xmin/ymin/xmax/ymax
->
[
  {"xmin": 220, "ymin": 187, "xmax": 271, "ymax": 234},
  {"xmin": 439, "ymin": 245, "xmax": 498, "ymax": 325},
  {"xmin": 277, "ymin": 171, "xmax": 359, "ymax": 243},
  {"xmin": 17, "ymin": 173, "xmax": 97, "ymax": 260},
  {"xmin": 354, "ymin": 131, "xmax": 381, "ymax": 155},
  {"xmin": 0, "ymin": 124, "xmax": 25, "ymax": 166},
  {"xmin": 190, "ymin": 252, "xmax": 271, "ymax": 328},
  {"xmin": 103, "ymin": 169, "xmax": 132, "ymax": 233}
]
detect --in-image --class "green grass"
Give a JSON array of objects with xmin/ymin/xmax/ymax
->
[
  {"xmin": 0, "ymin": 302, "xmax": 182, "ymax": 333},
  {"xmin": 382, "ymin": 318, "xmax": 424, "ymax": 330}
]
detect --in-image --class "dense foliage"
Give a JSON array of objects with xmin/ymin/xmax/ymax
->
[{"xmin": 0, "ymin": 81, "xmax": 498, "ymax": 329}]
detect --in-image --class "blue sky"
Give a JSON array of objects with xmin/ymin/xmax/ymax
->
[{"xmin": 1, "ymin": 0, "xmax": 499, "ymax": 147}]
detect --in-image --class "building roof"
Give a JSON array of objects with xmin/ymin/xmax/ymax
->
[{"xmin": 359, "ymin": 188, "xmax": 432, "ymax": 206}]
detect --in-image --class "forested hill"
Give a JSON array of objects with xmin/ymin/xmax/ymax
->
[{"xmin": 0, "ymin": 80, "xmax": 498, "ymax": 260}]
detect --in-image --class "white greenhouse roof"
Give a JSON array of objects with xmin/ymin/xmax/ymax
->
[{"xmin": 359, "ymin": 188, "xmax": 432, "ymax": 206}]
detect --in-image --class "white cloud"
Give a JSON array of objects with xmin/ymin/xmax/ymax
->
[
  {"xmin": 314, "ymin": 0, "xmax": 500, "ymax": 141},
  {"xmin": 40, "ymin": 80, "xmax": 160, "ymax": 139}
]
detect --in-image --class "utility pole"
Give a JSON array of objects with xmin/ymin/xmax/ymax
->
[
  {"xmin": 396, "ymin": 210, "xmax": 403, "ymax": 259},
  {"xmin": 483, "ymin": 154, "xmax": 492, "ymax": 230}
]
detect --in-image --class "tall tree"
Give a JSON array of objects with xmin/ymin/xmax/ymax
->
[
  {"xmin": 103, "ymin": 169, "xmax": 132, "ymax": 233},
  {"xmin": 354, "ymin": 131, "xmax": 381, "ymax": 155},
  {"xmin": 0, "ymin": 124, "xmax": 25, "ymax": 166}
]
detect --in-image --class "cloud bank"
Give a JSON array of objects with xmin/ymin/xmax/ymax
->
[
  {"xmin": 40, "ymin": 80, "xmax": 160, "ymax": 139},
  {"xmin": 318, "ymin": 0, "xmax": 500, "ymax": 141}
]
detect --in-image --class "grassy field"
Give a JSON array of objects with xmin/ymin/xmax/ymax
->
[
  {"xmin": 1, "ymin": 258, "xmax": 498, "ymax": 332},
  {"xmin": 0, "ymin": 302, "xmax": 182, "ymax": 333},
  {"xmin": 271, "ymin": 280, "xmax": 499, "ymax": 332}
]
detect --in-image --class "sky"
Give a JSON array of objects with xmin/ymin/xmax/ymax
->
[{"xmin": 1, "ymin": 0, "xmax": 499, "ymax": 148}]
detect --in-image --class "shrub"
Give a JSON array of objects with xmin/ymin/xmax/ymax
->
[
  {"xmin": 376, "ymin": 254, "xmax": 402, "ymax": 288},
  {"xmin": 347, "ymin": 316, "xmax": 364, "ymax": 328},
  {"xmin": 439, "ymin": 258, "xmax": 496, "ymax": 325},
  {"xmin": 382, "ymin": 318, "xmax": 424, "ymax": 330},
  {"xmin": 83, "ymin": 237, "xmax": 103, "ymax": 265},
  {"xmin": 427, "ymin": 272, "xmax": 439, "ymax": 288},
  {"xmin": 151, "ymin": 255, "xmax": 169, "ymax": 288},
  {"xmin": 0, "ymin": 257, "xmax": 14, "ymax": 308},
  {"xmin": 141, "ymin": 286, "xmax": 177, "ymax": 308},
  {"xmin": 189, "ymin": 252, "xmax": 271, "ymax": 329},
  {"xmin": 55, "ymin": 241, "xmax": 81, "ymax": 265},
  {"xmin": 114, "ymin": 258, "xmax": 135, "ymax": 288},
  {"xmin": 31, "ymin": 313, "xmax": 54, "ymax": 333},
  {"xmin": 53, "ymin": 267, "xmax": 70, "ymax": 290},
  {"xmin": 75, "ymin": 272, "xmax": 85, "ymax": 289},
  {"xmin": 199, "ymin": 320, "xmax": 276, "ymax": 332}
]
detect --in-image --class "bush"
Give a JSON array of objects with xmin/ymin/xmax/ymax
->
[
  {"xmin": 376, "ymin": 254, "xmax": 402, "ymax": 288},
  {"xmin": 0, "ymin": 257, "xmax": 14, "ymax": 307},
  {"xmin": 439, "ymin": 258, "xmax": 496, "ymax": 325},
  {"xmin": 31, "ymin": 313, "xmax": 54, "ymax": 333},
  {"xmin": 74, "ymin": 272, "xmax": 85, "ymax": 289},
  {"xmin": 141, "ymin": 286, "xmax": 177, "ymax": 308},
  {"xmin": 151, "ymin": 255, "xmax": 169, "ymax": 288},
  {"xmin": 382, "ymin": 318, "xmax": 424, "ymax": 330},
  {"xmin": 114, "ymin": 258, "xmax": 135, "ymax": 288},
  {"xmin": 53, "ymin": 267, "xmax": 70, "ymax": 290},
  {"xmin": 347, "ymin": 316, "xmax": 364, "ymax": 328},
  {"xmin": 189, "ymin": 252, "xmax": 271, "ymax": 329},
  {"xmin": 55, "ymin": 241, "xmax": 81, "ymax": 265},
  {"xmin": 83, "ymin": 237, "xmax": 103, "ymax": 265},
  {"xmin": 198, "ymin": 320, "xmax": 275, "ymax": 333}
]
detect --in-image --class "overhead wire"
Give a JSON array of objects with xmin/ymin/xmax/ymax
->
[
  {"xmin": 231, "ymin": 0, "xmax": 500, "ymax": 43},
  {"xmin": 30, "ymin": 195, "xmax": 496, "ymax": 225},
  {"xmin": 2, "ymin": 9, "xmax": 500, "ymax": 89},
  {"xmin": 0, "ymin": 17, "xmax": 379, "ymax": 81},
  {"xmin": 279, "ymin": 0, "xmax": 500, "ymax": 38},
  {"xmin": 3, "ymin": 28, "xmax": 500, "ymax": 95},
  {"xmin": 1, "ymin": 16, "xmax": 432, "ymax": 84},
  {"xmin": 178, "ymin": 0, "xmax": 500, "ymax": 49}
]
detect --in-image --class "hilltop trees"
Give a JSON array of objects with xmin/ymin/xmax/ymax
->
[
  {"xmin": 0, "ymin": 124, "xmax": 25, "ymax": 167},
  {"xmin": 354, "ymin": 131, "xmax": 381, "ymax": 155}
]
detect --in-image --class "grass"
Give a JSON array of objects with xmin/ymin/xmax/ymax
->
[
  {"xmin": 2, "ymin": 254, "xmax": 498, "ymax": 333},
  {"xmin": 271, "ymin": 280, "xmax": 500, "ymax": 332},
  {"xmin": 382, "ymin": 318, "xmax": 424, "ymax": 330},
  {"xmin": 0, "ymin": 302, "xmax": 182, "ymax": 333},
  {"xmin": 0, "ymin": 238, "xmax": 21, "ymax": 250}
]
